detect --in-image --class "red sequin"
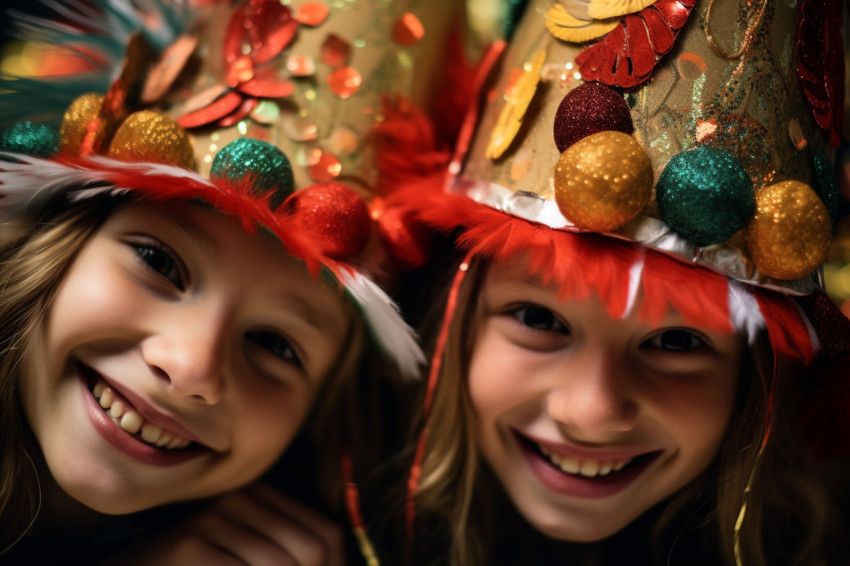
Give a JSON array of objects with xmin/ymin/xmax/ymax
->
[
  {"xmin": 321, "ymin": 34, "xmax": 351, "ymax": 68},
  {"xmin": 796, "ymin": 0, "xmax": 845, "ymax": 148},
  {"xmin": 297, "ymin": 2, "xmax": 330, "ymax": 27},
  {"xmin": 224, "ymin": 0, "xmax": 298, "ymax": 65},
  {"xmin": 575, "ymin": 0, "xmax": 696, "ymax": 89},
  {"xmin": 238, "ymin": 78, "xmax": 294, "ymax": 98},
  {"xmin": 393, "ymin": 12, "xmax": 425, "ymax": 46},
  {"xmin": 177, "ymin": 91, "xmax": 244, "ymax": 128},
  {"xmin": 309, "ymin": 151, "xmax": 342, "ymax": 181},
  {"xmin": 328, "ymin": 67, "xmax": 362, "ymax": 99},
  {"xmin": 218, "ymin": 97, "xmax": 258, "ymax": 127}
]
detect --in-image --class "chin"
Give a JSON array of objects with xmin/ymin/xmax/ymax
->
[{"xmin": 519, "ymin": 507, "xmax": 630, "ymax": 544}]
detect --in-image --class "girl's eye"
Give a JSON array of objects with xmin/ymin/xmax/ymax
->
[
  {"xmin": 511, "ymin": 306, "xmax": 567, "ymax": 333},
  {"xmin": 644, "ymin": 329, "xmax": 706, "ymax": 352},
  {"xmin": 134, "ymin": 243, "xmax": 185, "ymax": 291},
  {"xmin": 246, "ymin": 330, "xmax": 302, "ymax": 367}
]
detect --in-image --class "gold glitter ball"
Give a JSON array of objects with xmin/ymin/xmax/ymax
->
[
  {"xmin": 745, "ymin": 180, "xmax": 832, "ymax": 280},
  {"xmin": 106, "ymin": 110, "xmax": 194, "ymax": 169},
  {"xmin": 59, "ymin": 93, "xmax": 110, "ymax": 155},
  {"xmin": 554, "ymin": 131, "xmax": 653, "ymax": 232}
]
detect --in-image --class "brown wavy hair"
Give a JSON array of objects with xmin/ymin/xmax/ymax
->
[{"xmin": 0, "ymin": 199, "xmax": 117, "ymax": 554}]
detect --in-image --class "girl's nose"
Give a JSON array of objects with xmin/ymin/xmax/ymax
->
[
  {"xmin": 142, "ymin": 311, "xmax": 229, "ymax": 405},
  {"xmin": 546, "ymin": 350, "xmax": 638, "ymax": 441}
]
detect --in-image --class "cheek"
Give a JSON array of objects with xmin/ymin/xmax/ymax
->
[
  {"xmin": 49, "ymin": 260, "xmax": 146, "ymax": 345},
  {"xmin": 467, "ymin": 331, "xmax": 546, "ymax": 433},
  {"xmin": 467, "ymin": 332, "xmax": 515, "ymax": 422},
  {"xmin": 651, "ymin": 376, "xmax": 738, "ymax": 459},
  {"xmin": 229, "ymin": 382, "xmax": 315, "ymax": 466}
]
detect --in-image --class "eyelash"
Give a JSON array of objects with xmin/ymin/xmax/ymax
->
[
  {"xmin": 509, "ymin": 306, "xmax": 708, "ymax": 354},
  {"xmin": 132, "ymin": 240, "xmax": 187, "ymax": 291},
  {"xmin": 642, "ymin": 329, "xmax": 708, "ymax": 353},
  {"xmin": 245, "ymin": 330, "xmax": 303, "ymax": 369},
  {"xmin": 509, "ymin": 305, "xmax": 568, "ymax": 334}
]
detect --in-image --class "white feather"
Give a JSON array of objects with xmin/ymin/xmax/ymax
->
[
  {"xmin": 727, "ymin": 280, "xmax": 765, "ymax": 344},
  {"xmin": 623, "ymin": 250, "xmax": 644, "ymax": 319},
  {"xmin": 338, "ymin": 269, "xmax": 425, "ymax": 380},
  {"xmin": 0, "ymin": 153, "xmax": 215, "ymax": 219}
]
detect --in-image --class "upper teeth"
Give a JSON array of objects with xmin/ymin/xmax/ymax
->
[
  {"xmin": 92, "ymin": 380, "xmax": 191, "ymax": 450},
  {"xmin": 539, "ymin": 446, "xmax": 632, "ymax": 478}
]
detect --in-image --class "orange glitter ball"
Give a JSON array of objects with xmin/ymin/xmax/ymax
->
[
  {"xmin": 393, "ymin": 12, "xmax": 425, "ymax": 46},
  {"xmin": 297, "ymin": 2, "xmax": 330, "ymax": 26},
  {"xmin": 328, "ymin": 67, "xmax": 362, "ymax": 99}
]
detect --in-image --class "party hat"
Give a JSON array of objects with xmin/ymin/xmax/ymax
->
[{"xmin": 440, "ymin": 0, "xmax": 845, "ymax": 296}]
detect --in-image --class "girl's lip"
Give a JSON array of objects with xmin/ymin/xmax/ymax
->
[
  {"xmin": 514, "ymin": 431, "xmax": 661, "ymax": 499},
  {"xmin": 77, "ymin": 364, "xmax": 211, "ymax": 467},
  {"xmin": 87, "ymin": 365, "xmax": 209, "ymax": 447},
  {"xmin": 518, "ymin": 431, "xmax": 652, "ymax": 462}
]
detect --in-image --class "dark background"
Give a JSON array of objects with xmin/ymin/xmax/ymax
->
[{"xmin": 1, "ymin": 0, "xmax": 54, "ymax": 46}]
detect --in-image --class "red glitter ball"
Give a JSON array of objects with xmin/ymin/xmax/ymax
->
[
  {"xmin": 284, "ymin": 181, "xmax": 371, "ymax": 259},
  {"xmin": 553, "ymin": 83, "xmax": 634, "ymax": 152}
]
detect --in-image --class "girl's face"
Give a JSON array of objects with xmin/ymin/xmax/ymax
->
[
  {"xmin": 20, "ymin": 201, "xmax": 352, "ymax": 514},
  {"xmin": 468, "ymin": 255, "xmax": 744, "ymax": 542}
]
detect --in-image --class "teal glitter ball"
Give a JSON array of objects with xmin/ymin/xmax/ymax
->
[
  {"xmin": 656, "ymin": 146, "xmax": 754, "ymax": 246},
  {"xmin": 0, "ymin": 121, "xmax": 59, "ymax": 157},
  {"xmin": 210, "ymin": 138, "xmax": 294, "ymax": 209},
  {"xmin": 811, "ymin": 151, "xmax": 838, "ymax": 224}
]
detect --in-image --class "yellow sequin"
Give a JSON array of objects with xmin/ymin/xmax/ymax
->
[
  {"xmin": 486, "ymin": 50, "xmax": 546, "ymax": 160},
  {"xmin": 544, "ymin": 4, "xmax": 619, "ymax": 44}
]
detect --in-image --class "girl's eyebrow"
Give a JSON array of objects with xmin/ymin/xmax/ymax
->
[
  {"xmin": 155, "ymin": 207, "xmax": 218, "ymax": 252},
  {"xmin": 487, "ymin": 270, "xmax": 554, "ymax": 294},
  {"xmin": 281, "ymin": 295, "xmax": 347, "ymax": 340}
]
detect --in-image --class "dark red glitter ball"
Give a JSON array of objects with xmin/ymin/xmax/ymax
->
[
  {"xmin": 553, "ymin": 83, "xmax": 634, "ymax": 152},
  {"xmin": 284, "ymin": 181, "xmax": 371, "ymax": 259}
]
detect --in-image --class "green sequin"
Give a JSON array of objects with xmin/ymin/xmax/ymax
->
[
  {"xmin": 656, "ymin": 146, "xmax": 754, "ymax": 246},
  {"xmin": 210, "ymin": 138, "xmax": 295, "ymax": 209},
  {"xmin": 0, "ymin": 121, "xmax": 59, "ymax": 157}
]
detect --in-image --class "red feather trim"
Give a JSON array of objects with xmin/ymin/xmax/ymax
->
[
  {"xmin": 640, "ymin": 251, "xmax": 732, "ymax": 333},
  {"xmin": 63, "ymin": 158, "xmax": 335, "ymax": 279},
  {"xmin": 373, "ymin": 94, "xmax": 450, "ymax": 198},
  {"xmin": 415, "ymin": 192, "xmax": 741, "ymax": 327},
  {"xmin": 753, "ymin": 289, "xmax": 816, "ymax": 365}
]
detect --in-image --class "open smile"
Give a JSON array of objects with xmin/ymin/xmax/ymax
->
[
  {"xmin": 515, "ymin": 432, "xmax": 661, "ymax": 498},
  {"xmin": 78, "ymin": 362, "xmax": 210, "ymax": 466}
]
